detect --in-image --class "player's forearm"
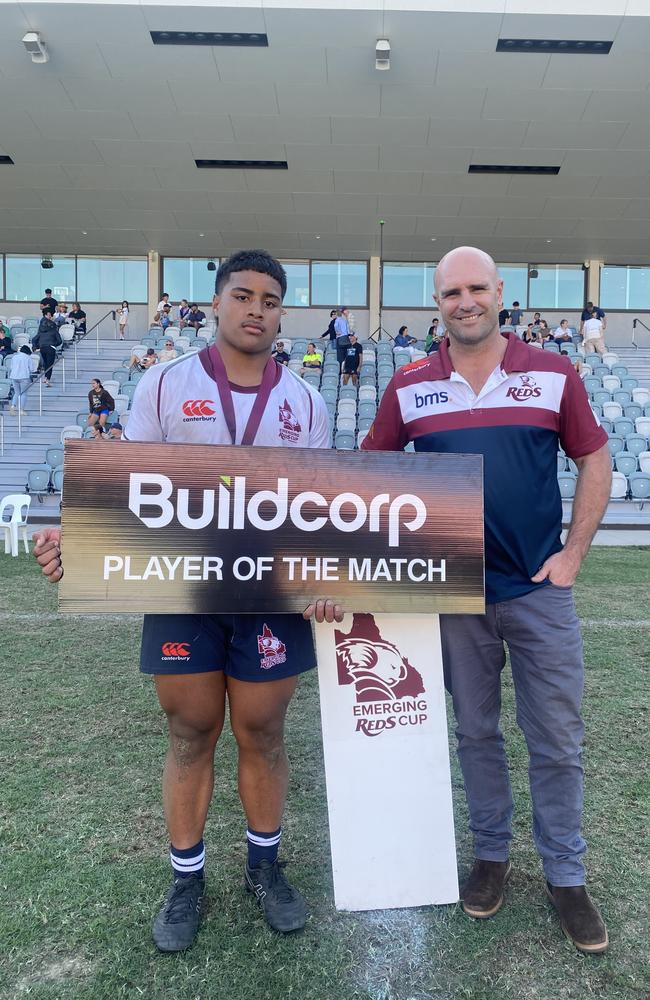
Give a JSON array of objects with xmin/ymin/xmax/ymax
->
[{"xmin": 564, "ymin": 445, "xmax": 611, "ymax": 562}]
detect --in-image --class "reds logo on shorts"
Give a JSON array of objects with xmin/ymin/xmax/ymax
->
[
  {"xmin": 257, "ymin": 624, "xmax": 287, "ymax": 669},
  {"xmin": 161, "ymin": 642, "xmax": 191, "ymax": 661},
  {"xmin": 182, "ymin": 399, "xmax": 217, "ymax": 421}
]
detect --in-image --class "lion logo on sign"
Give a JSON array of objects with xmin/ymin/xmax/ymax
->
[{"xmin": 335, "ymin": 614, "xmax": 424, "ymax": 702}]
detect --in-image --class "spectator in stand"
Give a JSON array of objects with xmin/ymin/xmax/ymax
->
[
  {"xmin": 117, "ymin": 301, "xmax": 129, "ymax": 340},
  {"xmin": 510, "ymin": 301, "xmax": 523, "ymax": 326},
  {"xmin": 580, "ymin": 302, "xmax": 606, "ymax": 337},
  {"xmin": 394, "ymin": 325, "xmax": 417, "ymax": 356},
  {"xmin": 272, "ymin": 340, "xmax": 290, "ymax": 366},
  {"xmin": 300, "ymin": 342, "xmax": 322, "ymax": 377},
  {"xmin": 334, "ymin": 307, "xmax": 351, "ymax": 365},
  {"xmin": 68, "ymin": 302, "xmax": 87, "ymax": 337},
  {"xmin": 554, "ymin": 320, "xmax": 572, "ymax": 345},
  {"xmin": 53, "ymin": 303, "xmax": 69, "ymax": 327},
  {"xmin": 0, "ymin": 327, "xmax": 13, "ymax": 358},
  {"xmin": 157, "ymin": 292, "xmax": 172, "ymax": 316},
  {"xmin": 33, "ymin": 310, "xmax": 62, "ymax": 387},
  {"xmin": 533, "ymin": 312, "xmax": 542, "ymax": 326},
  {"xmin": 320, "ymin": 309, "xmax": 337, "ymax": 344},
  {"xmin": 40, "ymin": 288, "xmax": 58, "ymax": 315},
  {"xmin": 187, "ymin": 303, "xmax": 206, "ymax": 331},
  {"xmin": 107, "ymin": 422, "xmax": 123, "ymax": 440},
  {"xmin": 178, "ymin": 299, "xmax": 191, "ymax": 328},
  {"xmin": 87, "ymin": 378, "xmax": 115, "ymax": 438},
  {"xmin": 342, "ymin": 332, "xmax": 362, "ymax": 385},
  {"xmin": 582, "ymin": 312, "xmax": 606, "ymax": 357},
  {"xmin": 425, "ymin": 318, "xmax": 441, "ymax": 353},
  {"xmin": 561, "ymin": 349, "xmax": 583, "ymax": 376},
  {"xmin": 129, "ymin": 347, "xmax": 157, "ymax": 373},
  {"xmin": 8, "ymin": 345, "xmax": 33, "ymax": 416},
  {"xmin": 498, "ymin": 307, "xmax": 511, "ymax": 327},
  {"xmin": 522, "ymin": 323, "xmax": 537, "ymax": 344},
  {"xmin": 158, "ymin": 339, "xmax": 178, "ymax": 363},
  {"xmin": 160, "ymin": 305, "xmax": 173, "ymax": 331}
]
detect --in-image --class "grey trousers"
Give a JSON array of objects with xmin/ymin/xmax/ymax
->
[{"xmin": 440, "ymin": 584, "xmax": 587, "ymax": 886}]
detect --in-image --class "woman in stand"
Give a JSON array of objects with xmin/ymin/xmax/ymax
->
[
  {"xmin": 68, "ymin": 302, "xmax": 87, "ymax": 338},
  {"xmin": 9, "ymin": 345, "xmax": 33, "ymax": 416},
  {"xmin": 117, "ymin": 301, "xmax": 129, "ymax": 341},
  {"xmin": 87, "ymin": 378, "xmax": 115, "ymax": 438}
]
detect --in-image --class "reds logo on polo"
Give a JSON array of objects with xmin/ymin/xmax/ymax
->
[
  {"xmin": 506, "ymin": 374, "xmax": 542, "ymax": 402},
  {"xmin": 335, "ymin": 614, "xmax": 428, "ymax": 737},
  {"xmin": 257, "ymin": 624, "xmax": 287, "ymax": 669},
  {"xmin": 182, "ymin": 399, "xmax": 217, "ymax": 421},
  {"xmin": 278, "ymin": 398, "xmax": 301, "ymax": 443},
  {"xmin": 162, "ymin": 642, "xmax": 191, "ymax": 660}
]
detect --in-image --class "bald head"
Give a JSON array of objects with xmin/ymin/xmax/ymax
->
[{"xmin": 434, "ymin": 246, "xmax": 499, "ymax": 293}]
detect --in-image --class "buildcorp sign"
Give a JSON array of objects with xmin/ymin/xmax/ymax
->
[{"xmin": 59, "ymin": 440, "xmax": 484, "ymax": 614}]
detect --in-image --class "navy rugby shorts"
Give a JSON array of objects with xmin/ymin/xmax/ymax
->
[{"xmin": 140, "ymin": 613, "xmax": 316, "ymax": 682}]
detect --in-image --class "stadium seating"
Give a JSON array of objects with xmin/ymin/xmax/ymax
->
[
  {"xmin": 610, "ymin": 472, "xmax": 628, "ymax": 499},
  {"xmin": 629, "ymin": 472, "xmax": 650, "ymax": 500},
  {"xmin": 624, "ymin": 434, "xmax": 648, "ymax": 458},
  {"xmin": 615, "ymin": 452, "xmax": 637, "ymax": 477},
  {"xmin": 638, "ymin": 451, "xmax": 650, "ymax": 474}
]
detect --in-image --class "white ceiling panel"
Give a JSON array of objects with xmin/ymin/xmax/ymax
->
[
  {"xmin": 245, "ymin": 170, "xmax": 334, "ymax": 193},
  {"xmin": 255, "ymin": 213, "xmax": 337, "ymax": 234},
  {"xmin": 437, "ymin": 51, "xmax": 550, "ymax": 89},
  {"xmin": 208, "ymin": 192, "xmax": 296, "ymax": 214},
  {"xmin": 469, "ymin": 147, "xmax": 566, "ymax": 167},
  {"xmin": 610, "ymin": 15, "xmax": 650, "ymax": 52},
  {"xmin": 459, "ymin": 196, "xmax": 548, "ymax": 218},
  {"xmin": 262, "ymin": 8, "xmax": 381, "ymax": 48},
  {"xmin": 215, "ymin": 47, "xmax": 327, "ymax": 85},
  {"xmin": 0, "ymin": 188, "xmax": 48, "ymax": 209},
  {"xmin": 336, "ymin": 214, "xmax": 417, "ymax": 236},
  {"xmin": 428, "ymin": 118, "xmax": 528, "ymax": 148},
  {"xmin": 5, "ymin": 138, "xmax": 104, "ymax": 165},
  {"xmin": 130, "ymin": 190, "xmax": 213, "ymax": 212},
  {"xmin": 98, "ymin": 43, "xmax": 219, "ymax": 79},
  {"xmin": 91, "ymin": 209, "xmax": 180, "ymax": 230},
  {"xmin": 622, "ymin": 200, "xmax": 650, "ymax": 220},
  {"xmin": 505, "ymin": 175, "xmax": 600, "ymax": 197},
  {"xmin": 482, "ymin": 88, "xmax": 590, "ymax": 120},
  {"xmin": 292, "ymin": 192, "xmax": 379, "ymax": 215},
  {"xmin": 231, "ymin": 115, "xmax": 331, "ymax": 144},
  {"xmin": 421, "ymin": 173, "xmax": 511, "ymax": 195},
  {"xmin": 380, "ymin": 87, "xmax": 485, "ymax": 118},
  {"xmin": 377, "ymin": 193, "xmax": 462, "ymax": 215},
  {"xmin": 542, "ymin": 52, "xmax": 650, "ymax": 92},
  {"xmin": 139, "ymin": 5, "xmax": 267, "ymax": 33},
  {"xmin": 28, "ymin": 111, "xmax": 139, "ymax": 142},
  {"xmin": 0, "ymin": 110, "xmax": 43, "ymax": 141},
  {"xmin": 383, "ymin": 11, "xmax": 502, "ymax": 52},
  {"xmin": 326, "ymin": 47, "xmax": 436, "ymax": 85},
  {"xmin": 617, "ymin": 124, "xmax": 650, "ymax": 150},
  {"xmin": 188, "ymin": 141, "xmax": 287, "ymax": 161},
  {"xmin": 380, "ymin": 146, "xmax": 471, "ymax": 172},
  {"xmin": 0, "ymin": 77, "xmax": 75, "ymax": 112},
  {"xmin": 173, "ymin": 212, "xmax": 253, "ymax": 232},
  {"xmin": 22, "ymin": 2, "xmax": 149, "ymax": 41},
  {"xmin": 62, "ymin": 164, "xmax": 162, "ymax": 190},
  {"xmin": 95, "ymin": 140, "xmax": 195, "ymax": 167},
  {"xmin": 0, "ymin": 207, "xmax": 98, "ymax": 230},
  {"xmin": 542, "ymin": 197, "xmax": 630, "ymax": 218},
  {"xmin": 331, "ymin": 116, "xmax": 428, "ymax": 146},
  {"xmin": 499, "ymin": 12, "xmax": 624, "ymax": 38},
  {"xmin": 523, "ymin": 121, "xmax": 627, "ymax": 150},
  {"xmin": 51, "ymin": 190, "xmax": 130, "ymax": 210},
  {"xmin": 276, "ymin": 84, "xmax": 380, "ymax": 117},
  {"xmin": 333, "ymin": 170, "xmax": 422, "ymax": 194},
  {"xmin": 414, "ymin": 216, "xmax": 498, "ymax": 237},
  {"xmin": 0, "ymin": 40, "xmax": 111, "ymax": 80},
  {"xmin": 581, "ymin": 90, "xmax": 650, "ymax": 121},
  {"xmin": 573, "ymin": 218, "xmax": 650, "ymax": 239},
  {"xmin": 561, "ymin": 149, "xmax": 650, "ymax": 177},
  {"xmin": 494, "ymin": 217, "xmax": 579, "ymax": 237},
  {"xmin": 129, "ymin": 113, "xmax": 234, "ymax": 142},
  {"xmin": 285, "ymin": 144, "xmax": 379, "ymax": 171},
  {"xmin": 154, "ymin": 166, "xmax": 247, "ymax": 191},
  {"xmin": 592, "ymin": 176, "xmax": 650, "ymax": 198},
  {"xmin": 61, "ymin": 78, "xmax": 175, "ymax": 113},
  {"xmin": 169, "ymin": 81, "xmax": 279, "ymax": 115},
  {"xmin": 0, "ymin": 164, "xmax": 74, "ymax": 189}
]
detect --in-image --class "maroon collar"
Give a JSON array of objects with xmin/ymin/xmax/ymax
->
[{"xmin": 429, "ymin": 332, "xmax": 532, "ymax": 380}]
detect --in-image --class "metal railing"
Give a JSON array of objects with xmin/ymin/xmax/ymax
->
[
  {"xmin": 16, "ymin": 310, "xmax": 117, "ymax": 436},
  {"xmin": 631, "ymin": 318, "xmax": 650, "ymax": 349}
]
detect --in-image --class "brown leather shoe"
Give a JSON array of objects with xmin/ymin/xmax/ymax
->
[
  {"xmin": 461, "ymin": 859, "xmax": 512, "ymax": 918},
  {"xmin": 546, "ymin": 883, "xmax": 609, "ymax": 954}
]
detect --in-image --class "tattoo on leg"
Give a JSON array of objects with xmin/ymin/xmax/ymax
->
[{"xmin": 171, "ymin": 736, "xmax": 199, "ymax": 778}]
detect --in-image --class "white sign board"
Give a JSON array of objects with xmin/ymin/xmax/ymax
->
[{"xmin": 315, "ymin": 613, "xmax": 459, "ymax": 911}]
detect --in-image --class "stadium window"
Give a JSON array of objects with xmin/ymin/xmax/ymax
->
[
  {"xmin": 311, "ymin": 261, "xmax": 368, "ymax": 307},
  {"xmin": 382, "ymin": 263, "xmax": 436, "ymax": 307},
  {"xmin": 280, "ymin": 261, "xmax": 310, "ymax": 307},
  {"xmin": 77, "ymin": 257, "xmax": 147, "ymax": 303},
  {"xmin": 5, "ymin": 254, "xmax": 76, "ymax": 303},
  {"xmin": 497, "ymin": 265, "xmax": 528, "ymax": 310},
  {"xmin": 601, "ymin": 265, "xmax": 650, "ymax": 310},
  {"xmin": 528, "ymin": 265, "xmax": 584, "ymax": 309},
  {"xmin": 162, "ymin": 257, "xmax": 218, "ymax": 304}
]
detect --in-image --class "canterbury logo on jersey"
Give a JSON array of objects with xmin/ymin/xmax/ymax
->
[
  {"xmin": 182, "ymin": 399, "xmax": 217, "ymax": 421},
  {"xmin": 161, "ymin": 642, "xmax": 191, "ymax": 659}
]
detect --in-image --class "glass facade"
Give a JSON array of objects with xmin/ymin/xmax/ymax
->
[
  {"xmin": 382, "ymin": 263, "xmax": 436, "ymax": 307},
  {"xmin": 162, "ymin": 258, "xmax": 218, "ymax": 304},
  {"xmin": 601, "ymin": 266, "xmax": 650, "ymax": 310},
  {"xmin": 498, "ymin": 265, "xmax": 528, "ymax": 312},
  {"xmin": 77, "ymin": 257, "xmax": 147, "ymax": 303},
  {"xmin": 281, "ymin": 261, "xmax": 310, "ymax": 307},
  {"xmin": 6, "ymin": 255, "xmax": 76, "ymax": 303},
  {"xmin": 529, "ymin": 265, "xmax": 584, "ymax": 310},
  {"xmin": 311, "ymin": 261, "xmax": 368, "ymax": 306}
]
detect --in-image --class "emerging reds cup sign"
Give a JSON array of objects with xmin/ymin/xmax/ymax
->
[{"xmin": 59, "ymin": 440, "xmax": 484, "ymax": 614}]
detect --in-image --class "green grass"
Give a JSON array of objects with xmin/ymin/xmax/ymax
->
[{"xmin": 1, "ymin": 549, "xmax": 649, "ymax": 1000}]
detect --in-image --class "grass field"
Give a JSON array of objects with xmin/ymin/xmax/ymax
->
[{"xmin": 1, "ymin": 548, "xmax": 649, "ymax": 1000}]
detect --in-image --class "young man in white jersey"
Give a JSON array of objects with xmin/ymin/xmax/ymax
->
[{"xmin": 33, "ymin": 250, "xmax": 342, "ymax": 951}]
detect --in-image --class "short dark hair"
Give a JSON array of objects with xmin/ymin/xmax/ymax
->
[
  {"xmin": 513, "ymin": 300, "xmax": 520, "ymax": 307},
  {"xmin": 45, "ymin": 288, "xmax": 52, "ymax": 294},
  {"xmin": 43, "ymin": 309, "xmax": 53, "ymax": 317},
  {"xmin": 398, "ymin": 326, "xmax": 407, "ymax": 336},
  {"xmin": 215, "ymin": 249, "xmax": 287, "ymax": 298},
  {"xmin": 560, "ymin": 350, "xmax": 568, "ymax": 356}
]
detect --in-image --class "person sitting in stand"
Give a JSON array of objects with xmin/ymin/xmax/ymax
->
[
  {"xmin": 68, "ymin": 302, "xmax": 87, "ymax": 337},
  {"xmin": 425, "ymin": 318, "xmax": 441, "ymax": 354},
  {"xmin": 186, "ymin": 304, "xmax": 206, "ymax": 331},
  {"xmin": 342, "ymin": 332, "xmax": 362, "ymax": 385},
  {"xmin": 106, "ymin": 421, "xmax": 123, "ymax": 440},
  {"xmin": 272, "ymin": 340, "xmax": 290, "ymax": 366},
  {"xmin": 394, "ymin": 326, "xmax": 417, "ymax": 354},
  {"xmin": 300, "ymin": 342, "xmax": 322, "ymax": 377},
  {"xmin": 554, "ymin": 319, "xmax": 572, "ymax": 345},
  {"xmin": 0, "ymin": 326, "xmax": 14, "ymax": 358},
  {"xmin": 178, "ymin": 299, "xmax": 191, "ymax": 328},
  {"xmin": 129, "ymin": 347, "xmax": 157, "ymax": 373},
  {"xmin": 53, "ymin": 303, "xmax": 69, "ymax": 327},
  {"xmin": 158, "ymin": 339, "xmax": 178, "ymax": 363},
  {"xmin": 498, "ymin": 307, "xmax": 511, "ymax": 327},
  {"xmin": 87, "ymin": 378, "xmax": 115, "ymax": 438},
  {"xmin": 522, "ymin": 323, "xmax": 536, "ymax": 344}
]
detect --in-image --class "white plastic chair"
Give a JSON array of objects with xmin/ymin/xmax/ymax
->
[
  {"xmin": 102, "ymin": 380, "xmax": 120, "ymax": 401},
  {"xmin": 130, "ymin": 343, "xmax": 147, "ymax": 360},
  {"xmin": 13, "ymin": 334, "xmax": 29, "ymax": 350},
  {"xmin": 602, "ymin": 401, "xmax": 623, "ymax": 422},
  {"xmin": 61, "ymin": 425, "xmax": 83, "ymax": 443},
  {"xmin": 0, "ymin": 493, "xmax": 31, "ymax": 556},
  {"xmin": 336, "ymin": 415, "xmax": 356, "ymax": 432},
  {"xmin": 359, "ymin": 386, "xmax": 377, "ymax": 401},
  {"xmin": 638, "ymin": 451, "xmax": 650, "ymax": 474},
  {"xmin": 601, "ymin": 352, "xmax": 619, "ymax": 369},
  {"xmin": 7, "ymin": 315, "xmax": 24, "ymax": 327},
  {"xmin": 632, "ymin": 387, "xmax": 650, "ymax": 407},
  {"xmin": 610, "ymin": 471, "xmax": 628, "ymax": 499},
  {"xmin": 59, "ymin": 324, "xmax": 75, "ymax": 344},
  {"xmin": 636, "ymin": 417, "xmax": 650, "ymax": 437},
  {"xmin": 601, "ymin": 374, "xmax": 620, "ymax": 393}
]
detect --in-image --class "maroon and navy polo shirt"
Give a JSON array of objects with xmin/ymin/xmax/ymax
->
[{"xmin": 362, "ymin": 333, "xmax": 607, "ymax": 603}]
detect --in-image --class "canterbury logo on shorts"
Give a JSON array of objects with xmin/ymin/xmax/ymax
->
[
  {"xmin": 182, "ymin": 399, "xmax": 216, "ymax": 417},
  {"xmin": 161, "ymin": 642, "xmax": 191, "ymax": 660}
]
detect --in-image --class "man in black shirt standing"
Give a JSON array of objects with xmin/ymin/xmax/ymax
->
[
  {"xmin": 342, "ymin": 333, "xmax": 362, "ymax": 385},
  {"xmin": 40, "ymin": 288, "xmax": 58, "ymax": 315}
]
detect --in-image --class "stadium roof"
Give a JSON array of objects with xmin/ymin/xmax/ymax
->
[{"xmin": 2, "ymin": 2, "xmax": 650, "ymax": 263}]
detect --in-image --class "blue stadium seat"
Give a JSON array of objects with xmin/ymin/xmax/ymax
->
[
  {"xmin": 51, "ymin": 466, "xmax": 64, "ymax": 494},
  {"xmin": 592, "ymin": 389, "xmax": 611, "ymax": 406},
  {"xmin": 622, "ymin": 377, "xmax": 638, "ymax": 391},
  {"xmin": 584, "ymin": 376, "xmax": 601, "ymax": 393},
  {"xmin": 607, "ymin": 434, "xmax": 624, "ymax": 456},
  {"xmin": 45, "ymin": 446, "xmax": 64, "ymax": 470},
  {"xmin": 611, "ymin": 365, "xmax": 628, "ymax": 378},
  {"xmin": 613, "ymin": 390, "xmax": 632, "ymax": 407},
  {"xmin": 624, "ymin": 403, "xmax": 643, "ymax": 421},
  {"xmin": 629, "ymin": 472, "xmax": 650, "ymax": 499},
  {"xmin": 614, "ymin": 452, "xmax": 637, "ymax": 477},
  {"xmin": 335, "ymin": 431, "xmax": 355, "ymax": 450},
  {"xmin": 625, "ymin": 434, "xmax": 648, "ymax": 458},
  {"xmin": 557, "ymin": 473, "xmax": 577, "ymax": 499},
  {"xmin": 614, "ymin": 418, "xmax": 635, "ymax": 438},
  {"xmin": 26, "ymin": 466, "xmax": 51, "ymax": 501},
  {"xmin": 557, "ymin": 454, "xmax": 567, "ymax": 474}
]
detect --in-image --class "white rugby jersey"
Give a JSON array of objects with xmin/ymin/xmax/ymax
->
[{"xmin": 124, "ymin": 348, "xmax": 331, "ymax": 448}]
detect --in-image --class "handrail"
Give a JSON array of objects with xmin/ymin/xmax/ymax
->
[
  {"xmin": 631, "ymin": 317, "xmax": 650, "ymax": 350},
  {"xmin": 18, "ymin": 310, "xmax": 117, "ymax": 429}
]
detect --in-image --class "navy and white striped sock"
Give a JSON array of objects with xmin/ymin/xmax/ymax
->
[
  {"xmin": 246, "ymin": 827, "xmax": 281, "ymax": 869},
  {"xmin": 170, "ymin": 839, "xmax": 205, "ymax": 879}
]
